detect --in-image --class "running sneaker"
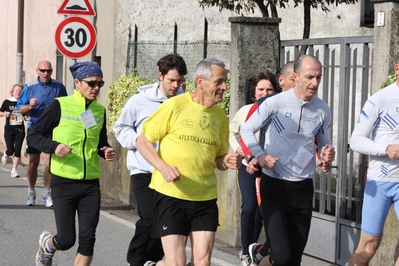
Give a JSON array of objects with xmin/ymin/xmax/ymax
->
[
  {"xmin": 11, "ymin": 168, "xmax": 19, "ymax": 178},
  {"xmin": 42, "ymin": 193, "xmax": 53, "ymax": 208},
  {"xmin": 143, "ymin": 261, "xmax": 157, "ymax": 266},
  {"xmin": 240, "ymin": 254, "xmax": 251, "ymax": 266},
  {"xmin": 1, "ymin": 153, "xmax": 8, "ymax": 165},
  {"xmin": 26, "ymin": 191, "xmax": 36, "ymax": 206},
  {"xmin": 35, "ymin": 230, "xmax": 55, "ymax": 266},
  {"xmin": 249, "ymin": 243, "xmax": 264, "ymax": 265}
]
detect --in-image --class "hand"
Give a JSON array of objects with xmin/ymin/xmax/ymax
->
[
  {"xmin": 321, "ymin": 145, "xmax": 335, "ymax": 163},
  {"xmin": 258, "ymin": 154, "xmax": 279, "ymax": 169},
  {"xmin": 236, "ymin": 146, "xmax": 245, "ymax": 157},
  {"xmin": 4, "ymin": 111, "xmax": 10, "ymax": 118},
  {"xmin": 246, "ymin": 158, "xmax": 259, "ymax": 174},
  {"xmin": 29, "ymin": 98, "xmax": 38, "ymax": 107},
  {"xmin": 224, "ymin": 153, "xmax": 242, "ymax": 170},
  {"xmin": 54, "ymin": 144, "xmax": 72, "ymax": 157},
  {"xmin": 159, "ymin": 165, "xmax": 180, "ymax": 182},
  {"xmin": 100, "ymin": 146, "xmax": 115, "ymax": 161},
  {"xmin": 385, "ymin": 144, "xmax": 399, "ymax": 160},
  {"xmin": 317, "ymin": 159, "xmax": 331, "ymax": 173}
]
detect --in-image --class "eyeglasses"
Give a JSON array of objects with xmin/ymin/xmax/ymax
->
[
  {"xmin": 80, "ymin": 80, "xmax": 105, "ymax": 88},
  {"xmin": 38, "ymin": 69, "xmax": 53, "ymax": 73}
]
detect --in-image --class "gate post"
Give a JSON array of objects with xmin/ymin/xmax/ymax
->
[
  {"xmin": 367, "ymin": 1, "xmax": 399, "ymax": 265},
  {"xmin": 370, "ymin": 0, "xmax": 399, "ymax": 94},
  {"xmin": 217, "ymin": 17, "xmax": 280, "ymax": 247}
]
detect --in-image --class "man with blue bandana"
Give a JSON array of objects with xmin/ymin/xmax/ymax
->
[
  {"xmin": 18, "ymin": 60, "xmax": 67, "ymax": 207},
  {"xmin": 28, "ymin": 61, "xmax": 115, "ymax": 266}
]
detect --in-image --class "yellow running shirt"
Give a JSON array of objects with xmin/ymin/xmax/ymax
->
[{"xmin": 143, "ymin": 93, "xmax": 229, "ymax": 201}]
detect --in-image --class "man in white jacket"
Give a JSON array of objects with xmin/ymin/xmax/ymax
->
[
  {"xmin": 113, "ymin": 54, "xmax": 187, "ymax": 266},
  {"xmin": 349, "ymin": 53, "xmax": 399, "ymax": 266}
]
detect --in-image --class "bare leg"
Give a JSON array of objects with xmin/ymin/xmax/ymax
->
[
  {"xmin": 43, "ymin": 153, "xmax": 51, "ymax": 189},
  {"xmin": 27, "ymin": 153, "xmax": 40, "ymax": 189},
  {"xmin": 349, "ymin": 232, "xmax": 381, "ymax": 266},
  {"xmin": 12, "ymin": 156, "xmax": 20, "ymax": 170},
  {"xmin": 259, "ymin": 255, "xmax": 271, "ymax": 266},
  {"xmin": 190, "ymin": 231, "xmax": 215, "ymax": 266},
  {"xmin": 157, "ymin": 234, "xmax": 187, "ymax": 266},
  {"xmin": 74, "ymin": 253, "xmax": 93, "ymax": 266}
]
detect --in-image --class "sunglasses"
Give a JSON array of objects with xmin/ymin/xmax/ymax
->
[
  {"xmin": 38, "ymin": 69, "xmax": 53, "ymax": 73},
  {"xmin": 80, "ymin": 79, "xmax": 105, "ymax": 88}
]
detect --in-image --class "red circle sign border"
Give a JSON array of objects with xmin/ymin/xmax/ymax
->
[{"xmin": 55, "ymin": 17, "xmax": 97, "ymax": 59}]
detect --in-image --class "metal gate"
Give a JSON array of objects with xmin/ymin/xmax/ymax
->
[{"xmin": 280, "ymin": 36, "xmax": 373, "ymax": 265}]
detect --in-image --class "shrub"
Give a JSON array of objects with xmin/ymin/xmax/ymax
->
[
  {"xmin": 106, "ymin": 71, "xmax": 231, "ymax": 134},
  {"xmin": 106, "ymin": 70, "xmax": 155, "ymax": 133},
  {"xmin": 380, "ymin": 73, "xmax": 397, "ymax": 89}
]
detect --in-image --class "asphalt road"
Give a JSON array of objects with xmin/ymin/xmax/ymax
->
[{"xmin": 0, "ymin": 162, "xmax": 335, "ymax": 265}]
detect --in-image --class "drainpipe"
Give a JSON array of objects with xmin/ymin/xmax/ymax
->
[{"xmin": 16, "ymin": 0, "xmax": 24, "ymax": 83}]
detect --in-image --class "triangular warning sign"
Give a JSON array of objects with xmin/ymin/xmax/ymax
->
[{"xmin": 58, "ymin": 0, "xmax": 96, "ymax": 16}]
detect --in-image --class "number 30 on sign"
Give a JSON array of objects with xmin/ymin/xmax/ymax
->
[{"xmin": 55, "ymin": 17, "xmax": 97, "ymax": 59}]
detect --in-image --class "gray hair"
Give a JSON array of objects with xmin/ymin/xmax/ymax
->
[{"xmin": 193, "ymin": 58, "xmax": 226, "ymax": 87}]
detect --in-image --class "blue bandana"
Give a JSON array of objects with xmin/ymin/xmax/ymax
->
[{"xmin": 69, "ymin": 61, "xmax": 103, "ymax": 79}]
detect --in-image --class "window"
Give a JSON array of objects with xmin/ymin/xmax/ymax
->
[{"xmin": 361, "ymin": 0, "xmax": 374, "ymax": 28}]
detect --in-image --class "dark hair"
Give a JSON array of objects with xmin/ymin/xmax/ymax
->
[
  {"xmin": 249, "ymin": 71, "xmax": 278, "ymax": 101},
  {"xmin": 157, "ymin": 53, "xmax": 187, "ymax": 76}
]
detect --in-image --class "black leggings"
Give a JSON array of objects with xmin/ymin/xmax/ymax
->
[
  {"xmin": 260, "ymin": 175, "xmax": 313, "ymax": 266},
  {"xmin": 4, "ymin": 126, "xmax": 25, "ymax": 157},
  {"xmin": 51, "ymin": 175, "xmax": 101, "ymax": 256}
]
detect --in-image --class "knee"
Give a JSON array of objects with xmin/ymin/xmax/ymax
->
[
  {"xmin": 77, "ymin": 234, "xmax": 96, "ymax": 256},
  {"xmin": 351, "ymin": 237, "xmax": 380, "ymax": 264},
  {"xmin": 270, "ymin": 251, "xmax": 292, "ymax": 266},
  {"xmin": 29, "ymin": 160, "xmax": 39, "ymax": 169},
  {"xmin": 241, "ymin": 200, "xmax": 257, "ymax": 215},
  {"xmin": 53, "ymin": 235, "xmax": 76, "ymax": 251}
]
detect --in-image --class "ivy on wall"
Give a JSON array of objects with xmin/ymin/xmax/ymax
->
[{"xmin": 380, "ymin": 73, "xmax": 397, "ymax": 89}]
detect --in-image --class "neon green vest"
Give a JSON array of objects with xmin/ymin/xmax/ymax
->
[{"xmin": 50, "ymin": 90, "xmax": 105, "ymax": 180}]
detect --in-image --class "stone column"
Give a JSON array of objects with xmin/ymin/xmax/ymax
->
[
  {"xmin": 228, "ymin": 17, "xmax": 281, "ymax": 115},
  {"xmin": 215, "ymin": 17, "xmax": 281, "ymax": 247},
  {"xmin": 370, "ymin": 0, "xmax": 399, "ymax": 94}
]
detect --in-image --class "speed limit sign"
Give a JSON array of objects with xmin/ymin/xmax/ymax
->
[{"xmin": 55, "ymin": 17, "xmax": 97, "ymax": 59}]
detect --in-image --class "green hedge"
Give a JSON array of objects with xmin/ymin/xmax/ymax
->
[
  {"xmin": 106, "ymin": 71, "xmax": 230, "ymax": 134},
  {"xmin": 380, "ymin": 73, "xmax": 397, "ymax": 89}
]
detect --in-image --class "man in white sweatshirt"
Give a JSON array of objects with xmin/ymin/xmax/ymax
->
[
  {"xmin": 113, "ymin": 54, "xmax": 187, "ymax": 266},
  {"xmin": 349, "ymin": 53, "xmax": 399, "ymax": 266}
]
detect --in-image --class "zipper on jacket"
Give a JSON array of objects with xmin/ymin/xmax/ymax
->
[
  {"xmin": 82, "ymin": 128, "xmax": 87, "ymax": 180},
  {"xmin": 297, "ymin": 104, "xmax": 305, "ymax": 133}
]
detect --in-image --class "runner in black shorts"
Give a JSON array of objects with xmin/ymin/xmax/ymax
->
[{"xmin": 136, "ymin": 58, "xmax": 241, "ymax": 266}]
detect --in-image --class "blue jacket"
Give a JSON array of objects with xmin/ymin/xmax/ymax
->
[{"xmin": 17, "ymin": 77, "xmax": 67, "ymax": 129}]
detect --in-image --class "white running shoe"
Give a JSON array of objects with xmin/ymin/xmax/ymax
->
[
  {"xmin": 35, "ymin": 230, "xmax": 55, "ymax": 266},
  {"xmin": 143, "ymin": 261, "xmax": 157, "ymax": 266},
  {"xmin": 11, "ymin": 168, "xmax": 19, "ymax": 178},
  {"xmin": 26, "ymin": 191, "xmax": 36, "ymax": 206},
  {"xmin": 42, "ymin": 193, "xmax": 53, "ymax": 208},
  {"xmin": 2, "ymin": 153, "xmax": 8, "ymax": 165},
  {"xmin": 240, "ymin": 254, "xmax": 251, "ymax": 266}
]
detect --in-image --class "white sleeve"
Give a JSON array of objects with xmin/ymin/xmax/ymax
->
[
  {"xmin": 229, "ymin": 106, "xmax": 246, "ymax": 153},
  {"xmin": 113, "ymin": 97, "xmax": 139, "ymax": 150},
  {"xmin": 240, "ymin": 100, "xmax": 274, "ymax": 159},
  {"xmin": 316, "ymin": 108, "xmax": 333, "ymax": 153},
  {"xmin": 350, "ymin": 98, "xmax": 388, "ymax": 156}
]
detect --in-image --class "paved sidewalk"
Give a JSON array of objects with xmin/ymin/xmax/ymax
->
[{"xmin": 2, "ymin": 160, "xmax": 337, "ymax": 265}]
